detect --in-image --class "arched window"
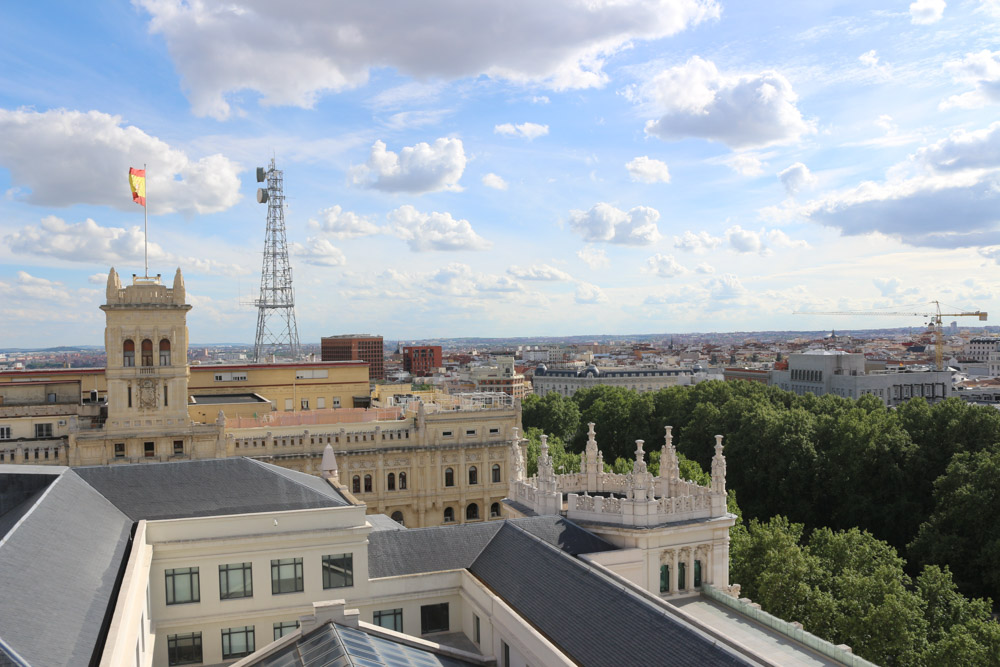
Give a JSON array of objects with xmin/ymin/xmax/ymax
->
[
  {"xmin": 659, "ymin": 565, "xmax": 670, "ymax": 593},
  {"xmin": 391, "ymin": 511, "xmax": 404, "ymax": 525},
  {"xmin": 159, "ymin": 339, "xmax": 171, "ymax": 366},
  {"xmin": 364, "ymin": 474, "xmax": 373, "ymax": 493},
  {"xmin": 677, "ymin": 562, "xmax": 686, "ymax": 590},
  {"xmin": 490, "ymin": 502, "xmax": 501, "ymax": 518},
  {"xmin": 122, "ymin": 340, "xmax": 135, "ymax": 367},
  {"xmin": 492, "ymin": 464, "xmax": 501, "ymax": 484},
  {"xmin": 141, "ymin": 339, "xmax": 153, "ymax": 367},
  {"xmin": 387, "ymin": 472, "xmax": 396, "ymax": 491},
  {"xmin": 352, "ymin": 476, "xmax": 360, "ymax": 493},
  {"xmin": 466, "ymin": 503, "xmax": 479, "ymax": 520},
  {"xmin": 468, "ymin": 466, "xmax": 478, "ymax": 485},
  {"xmin": 694, "ymin": 560, "xmax": 702, "ymax": 588},
  {"xmin": 443, "ymin": 507, "xmax": 454, "ymax": 523},
  {"xmin": 399, "ymin": 472, "xmax": 407, "ymax": 490},
  {"xmin": 444, "ymin": 468, "xmax": 454, "ymax": 487}
]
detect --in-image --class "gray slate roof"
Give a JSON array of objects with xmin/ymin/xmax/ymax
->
[
  {"xmin": 469, "ymin": 523, "xmax": 752, "ymax": 667},
  {"xmin": 74, "ymin": 457, "xmax": 349, "ymax": 520}
]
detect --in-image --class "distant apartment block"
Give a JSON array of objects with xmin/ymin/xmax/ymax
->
[
  {"xmin": 322, "ymin": 334, "xmax": 385, "ymax": 380},
  {"xmin": 402, "ymin": 345, "xmax": 442, "ymax": 376},
  {"xmin": 532, "ymin": 364, "xmax": 694, "ymax": 397},
  {"xmin": 964, "ymin": 336, "xmax": 1000, "ymax": 363}
]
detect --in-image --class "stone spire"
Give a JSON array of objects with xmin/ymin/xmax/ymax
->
[
  {"xmin": 626, "ymin": 439, "xmax": 654, "ymax": 501},
  {"xmin": 582, "ymin": 422, "xmax": 603, "ymax": 475},
  {"xmin": 106, "ymin": 267, "xmax": 122, "ymax": 303},
  {"xmin": 660, "ymin": 425, "xmax": 679, "ymax": 482},
  {"xmin": 172, "ymin": 267, "xmax": 186, "ymax": 305},
  {"xmin": 711, "ymin": 434, "xmax": 727, "ymax": 495},
  {"xmin": 321, "ymin": 444, "xmax": 339, "ymax": 482},
  {"xmin": 510, "ymin": 427, "xmax": 526, "ymax": 483},
  {"xmin": 537, "ymin": 433, "xmax": 556, "ymax": 493}
]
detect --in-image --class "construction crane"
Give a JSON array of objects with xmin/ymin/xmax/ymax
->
[{"xmin": 794, "ymin": 301, "xmax": 987, "ymax": 370}]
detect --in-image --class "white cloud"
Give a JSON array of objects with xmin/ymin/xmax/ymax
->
[
  {"xmin": 135, "ymin": 0, "xmax": 719, "ymax": 119},
  {"xmin": 724, "ymin": 153, "xmax": 765, "ymax": 176},
  {"xmin": 626, "ymin": 156, "xmax": 671, "ymax": 183},
  {"xmin": 494, "ymin": 122, "xmax": 549, "ymax": 140},
  {"xmin": 308, "ymin": 205, "xmax": 380, "ymax": 239},
  {"xmin": 873, "ymin": 277, "xmax": 919, "ymax": 298},
  {"xmin": 577, "ymin": 246, "xmax": 609, "ymax": 269},
  {"xmin": 645, "ymin": 253, "xmax": 688, "ymax": 277},
  {"xmin": 777, "ymin": 162, "xmax": 817, "ymax": 196},
  {"xmin": 634, "ymin": 56, "xmax": 814, "ymax": 149},
  {"xmin": 674, "ymin": 230, "xmax": 723, "ymax": 253},
  {"xmin": 708, "ymin": 273, "xmax": 748, "ymax": 300},
  {"xmin": 507, "ymin": 264, "xmax": 573, "ymax": 281},
  {"xmin": 350, "ymin": 138, "xmax": 466, "ymax": 193},
  {"xmin": 568, "ymin": 203, "xmax": 662, "ymax": 245},
  {"xmin": 0, "ymin": 108, "xmax": 241, "ymax": 214},
  {"xmin": 980, "ymin": 0, "xmax": 1000, "ymax": 17},
  {"xmin": 426, "ymin": 263, "xmax": 523, "ymax": 297},
  {"xmin": 387, "ymin": 205, "xmax": 492, "ymax": 252},
  {"xmin": 292, "ymin": 238, "xmax": 347, "ymax": 267},
  {"xmin": 88, "ymin": 272, "xmax": 108, "ymax": 285},
  {"xmin": 575, "ymin": 282, "xmax": 608, "ymax": 304},
  {"xmin": 916, "ymin": 122, "xmax": 1000, "ymax": 171},
  {"xmin": 910, "ymin": 0, "xmax": 946, "ymax": 24},
  {"xmin": 482, "ymin": 173, "xmax": 508, "ymax": 190},
  {"xmin": 531, "ymin": 96, "xmax": 551, "ymax": 105},
  {"xmin": 695, "ymin": 262, "xmax": 715, "ymax": 274},
  {"xmin": 858, "ymin": 50, "xmax": 891, "ymax": 78},
  {"xmin": 726, "ymin": 225, "xmax": 764, "ymax": 253},
  {"xmin": 940, "ymin": 50, "xmax": 1000, "ymax": 110},
  {"xmin": 766, "ymin": 228, "xmax": 809, "ymax": 249}
]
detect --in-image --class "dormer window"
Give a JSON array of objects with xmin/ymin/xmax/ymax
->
[
  {"xmin": 123, "ymin": 340, "xmax": 135, "ymax": 367},
  {"xmin": 159, "ymin": 339, "xmax": 171, "ymax": 366},
  {"xmin": 141, "ymin": 339, "xmax": 153, "ymax": 367}
]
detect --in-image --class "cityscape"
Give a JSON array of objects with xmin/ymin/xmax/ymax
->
[{"xmin": 2, "ymin": 1, "xmax": 1000, "ymax": 666}]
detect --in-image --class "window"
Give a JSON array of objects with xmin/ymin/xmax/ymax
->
[
  {"xmin": 492, "ymin": 464, "xmax": 501, "ymax": 483},
  {"xmin": 694, "ymin": 559, "xmax": 702, "ymax": 587},
  {"xmin": 163, "ymin": 383, "xmax": 169, "ymax": 407},
  {"xmin": 128, "ymin": 385, "xmax": 132, "ymax": 408},
  {"xmin": 443, "ymin": 507, "xmax": 454, "ymax": 523},
  {"xmin": 284, "ymin": 399, "xmax": 293, "ymax": 411},
  {"xmin": 474, "ymin": 615, "xmax": 480, "ymax": 644},
  {"xmin": 159, "ymin": 339, "xmax": 171, "ymax": 366},
  {"xmin": 141, "ymin": 339, "xmax": 153, "ymax": 367},
  {"xmin": 468, "ymin": 466, "xmax": 478, "ymax": 485},
  {"xmin": 271, "ymin": 558, "xmax": 303, "ymax": 594},
  {"xmin": 465, "ymin": 429, "xmax": 476, "ymax": 436},
  {"xmin": 167, "ymin": 632, "xmax": 201, "ymax": 666},
  {"xmin": 221, "ymin": 626, "xmax": 255, "ymax": 660},
  {"xmin": 420, "ymin": 602, "xmax": 449, "ymax": 634},
  {"xmin": 173, "ymin": 440, "xmax": 184, "ymax": 456},
  {"xmin": 165, "ymin": 567, "xmax": 200, "ymax": 605},
  {"xmin": 442, "ymin": 430, "xmax": 454, "ymax": 438},
  {"xmin": 391, "ymin": 511, "xmax": 404, "ymax": 525},
  {"xmin": 444, "ymin": 468, "xmax": 454, "ymax": 487},
  {"xmin": 399, "ymin": 472, "xmax": 407, "ymax": 490},
  {"xmin": 114, "ymin": 443, "xmax": 125, "ymax": 458},
  {"xmin": 466, "ymin": 503, "xmax": 479, "ymax": 520},
  {"xmin": 301, "ymin": 399, "xmax": 310, "ymax": 410},
  {"xmin": 659, "ymin": 564, "xmax": 670, "ymax": 593},
  {"xmin": 34, "ymin": 423, "xmax": 53, "ymax": 438},
  {"xmin": 322, "ymin": 553, "xmax": 354, "ymax": 589},
  {"xmin": 387, "ymin": 472, "xmax": 395, "ymax": 491},
  {"xmin": 144, "ymin": 442, "xmax": 155, "ymax": 458},
  {"xmin": 678, "ymin": 562, "xmax": 686, "ymax": 590},
  {"xmin": 490, "ymin": 502, "xmax": 501, "ymax": 518},
  {"xmin": 332, "ymin": 397, "xmax": 341, "ymax": 408},
  {"xmin": 123, "ymin": 339, "xmax": 135, "ymax": 367},
  {"xmin": 503, "ymin": 641, "xmax": 510, "ymax": 667},
  {"xmin": 352, "ymin": 476, "xmax": 361, "ymax": 493},
  {"xmin": 317, "ymin": 397, "xmax": 326, "ymax": 409},
  {"xmin": 489, "ymin": 427, "xmax": 500, "ymax": 435},
  {"xmin": 219, "ymin": 562, "xmax": 253, "ymax": 599},
  {"xmin": 273, "ymin": 621, "xmax": 299, "ymax": 641},
  {"xmin": 46, "ymin": 392, "xmax": 57, "ymax": 403},
  {"xmin": 0, "ymin": 426, "xmax": 9, "ymax": 440},
  {"xmin": 373, "ymin": 608, "xmax": 403, "ymax": 633},
  {"xmin": 364, "ymin": 474, "xmax": 373, "ymax": 493}
]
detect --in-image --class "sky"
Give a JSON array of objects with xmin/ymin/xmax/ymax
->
[{"xmin": 1, "ymin": 0, "xmax": 999, "ymax": 347}]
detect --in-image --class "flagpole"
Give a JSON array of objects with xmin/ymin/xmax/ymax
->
[{"xmin": 144, "ymin": 162, "xmax": 148, "ymax": 278}]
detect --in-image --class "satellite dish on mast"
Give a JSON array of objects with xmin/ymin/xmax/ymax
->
[
  {"xmin": 256, "ymin": 167, "xmax": 266, "ymax": 183},
  {"xmin": 256, "ymin": 188, "xmax": 268, "ymax": 204}
]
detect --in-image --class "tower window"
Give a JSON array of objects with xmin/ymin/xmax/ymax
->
[
  {"xmin": 123, "ymin": 340, "xmax": 135, "ymax": 367},
  {"xmin": 141, "ymin": 339, "xmax": 153, "ymax": 367},
  {"xmin": 159, "ymin": 339, "xmax": 171, "ymax": 366}
]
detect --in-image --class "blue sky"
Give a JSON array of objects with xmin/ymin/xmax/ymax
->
[{"xmin": 1, "ymin": 0, "xmax": 999, "ymax": 346}]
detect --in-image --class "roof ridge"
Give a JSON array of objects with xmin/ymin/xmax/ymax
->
[
  {"xmin": 243, "ymin": 456, "xmax": 341, "ymax": 500},
  {"xmin": 0, "ymin": 470, "xmax": 68, "ymax": 550}
]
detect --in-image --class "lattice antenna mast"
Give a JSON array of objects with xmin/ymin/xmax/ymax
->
[{"xmin": 253, "ymin": 158, "xmax": 301, "ymax": 361}]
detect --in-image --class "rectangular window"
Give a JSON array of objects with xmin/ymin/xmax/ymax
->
[
  {"xmin": 165, "ymin": 567, "xmax": 200, "ymax": 605},
  {"xmin": 46, "ymin": 392, "xmax": 57, "ymax": 403},
  {"xmin": 166, "ymin": 632, "xmax": 202, "ymax": 666},
  {"xmin": 322, "ymin": 553, "xmax": 354, "ymax": 589},
  {"xmin": 373, "ymin": 608, "xmax": 403, "ymax": 633},
  {"xmin": 0, "ymin": 426, "xmax": 11, "ymax": 439},
  {"xmin": 332, "ymin": 397, "xmax": 341, "ymax": 408},
  {"xmin": 420, "ymin": 602, "xmax": 449, "ymax": 634},
  {"xmin": 284, "ymin": 399, "xmax": 293, "ymax": 411},
  {"xmin": 219, "ymin": 562, "xmax": 253, "ymax": 599},
  {"xmin": 301, "ymin": 399, "xmax": 310, "ymax": 410},
  {"xmin": 503, "ymin": 641, "xmax": 510, "ymax": 667},
  {"xmin": 144, "ymin": 442, "xmax": 155, "ymax": 458},
  {"xmin": 465, "ymin": 429, "xmax": 476, "ymax": 436},
  {"xmin": 442, "ymin": 430, "xmax": 453, "ymax": 438},
  {"xmin": 271, "ymin": 558, "xmax": 303, "ymax": 594},
  {"xmin": 114, "ymin": 443, "xmax": 125, "ymax": 458},
  {"xmin": 317, "ymin": 397, "xmax": 326, "ymax": 409},
  {"xmin": 489, "ymin": 427, "xmax": 500, "ymax": 435},
  {"xmin": 128, "ymin": 385, "xmax": 132, "ymax": 408},
  {"xmin": 34, "ymin": 423, "xmax": 53, "ymax": 438},
  {"xmin": 164, "ymin": 384, "xmax": 168, "ymax": 407},
  {"xmin": 273, "ymin": 621, "xmax": 299, "ymax": 641},
  {"xmin": 173, "ymin": 440, "xmax": 184, "ymax": 456},
  {"xmin": 474, "ymin": 614, "xmax": 480, "ymax": 644},
  {"xmin": 221, "ymin": 626, "xmax": 255, "ymax": 660}
]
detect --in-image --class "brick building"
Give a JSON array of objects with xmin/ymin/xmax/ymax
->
[
  {"xmin": 321, "ymin": 334, "xmax": 385, "ymax": 380},
  {"xmin": 402, "ymin": 345, "xmax": 442, "ymax": 376}
]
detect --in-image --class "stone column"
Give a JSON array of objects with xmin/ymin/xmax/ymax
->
[{"xmin": 685, "ymin": 547, "xmax": 694, "ymax": 591}]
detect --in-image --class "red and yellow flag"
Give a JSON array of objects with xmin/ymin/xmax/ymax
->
[{"xmin": 128, "ymin": 167, "xmax": 146, "ymax": 206}]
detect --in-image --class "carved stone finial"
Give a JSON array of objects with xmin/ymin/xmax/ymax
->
[
  {"xmin": 216, "ymin": 410, "xmax": 226, "ymax": 427},
  {"xmin": 321, "ymin": 444, "xmax": 338, "ymax": 480},
  {"xmin": 172, "ymin": 268, "xmax": 186, "ymax": 304},
  {"xmin": 711, "ymin": 434, "xmax": 727, "ymax": 494},
  {"xmin": 635, "ymin": 439, "xmax": 645, "ymax": 461},
  {"xmin": 106, "ymin": 267, "xmax": 122, "ymax": 303}
]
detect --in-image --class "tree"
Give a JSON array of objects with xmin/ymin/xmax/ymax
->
[
  {"xmin": 521, "ymin": 393, "xmax": 580, "ymax": 442},
  {"xmin": 522, "ymin": 427, "xmax": 580, "ymax": 477}
]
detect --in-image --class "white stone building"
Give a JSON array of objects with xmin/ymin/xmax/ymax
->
[{"xmin": 532, "ymin": 364, "xmax": 694, "ymax": 397}]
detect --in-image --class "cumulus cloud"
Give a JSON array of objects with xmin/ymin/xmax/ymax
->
[
  {"xmin": 0, "ymin": 108, "xmax": 241, "ymax": 214},
  {"xmin": 708, "ymin": 273, "xmax": 748, "ymax": 300},
  {"xmin": 726, "ymin": 225, "xmax": 765, "ymax": 253},
  {"xmin": 873, "ymin": 276, "xmax": 919, "ymax": 298},
  {"xmin": 291, "ymin": 238, "xmax": 347, "ymax": 266},
  {"xmin": 859, "ymin": 50, "xmax": 892, "ymax": 78},
  {"xmin": 777, "ymin": 162, "xmax": 817, "ymax": 196},
  {"xmin": 645, "ymin": 253, "xmax": 688, "ymax": 277},
  {"xmin": 940, "ymin": 50, "xmax": 1000, "ymax": 110},
  {"xmin": 427, "ymin": 263, "xmax": 522, "ymax": 297},
  {"xmin": 766, "ymin": 229, "xmax": 809, "ymax": 249},
  {"xmin": 626, "ymin": 156, "xmax": 671, "ymax": 183},
  {"xmin": 577, "ymin": 245, "xmax": 609, "ymax": 269},
  {"xmin": 724, "ymin": 153, "xmax": 765, "ymax": 176},
  {"xmin": 633, "ymin": 56, "xmax": 813, "ymax": 149},
  {"xmin": 135, "ymin": 0, "xmax": 719, "ymax": 119},
  {"xmin": 696, "ymin": 262, "xmax": 715, "ymax": 274},
  {"xmin": 916, "ymin": 122, "xmax": 1000, "ymax": 171},
  {"xmin": 308, "ymin": 205, "xmax": 380, "ymax": 239},
  {"xmin": 4, "ymin": 216, "xmax": 248, "ymax": 276},
  {"xmin": 910, "ymin": 0, "xmax": 946, "ymax": 24},
  {"xmin": 674, "ymin": 230, "xmax": 723, "ymax": 253},
  {"xmin": 350, "ymin": 138, "xmax": 465, "ymax": 193},
  {"xmin": 387, "ymin": 205, "xmax": 492, "ymax": 251},
  {"xmin": 568, "ymin": 203, "xmax": 662, "ymax": 245},
  {"xmin": 0, "ymin": 272, "xmax": 102, "ymax": 323},
  {"xmin": 482, "ymin": 173, "xmax": 508, "ymax": 190},
  {"xmin": 494, "ymin": 122, "xmax": 549, "ymax": 140},
  {"xmin": 575, "ymin": 282, "xmax": 608, "ymax": 304},
  {"xmin": 507, "ymin": 264, "xmax": 573, "ymax": 281}
]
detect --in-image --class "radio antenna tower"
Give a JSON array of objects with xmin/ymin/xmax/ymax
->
[{"xmin": 252, "ymin": 158, "xmax": 301, "ymax": 361}]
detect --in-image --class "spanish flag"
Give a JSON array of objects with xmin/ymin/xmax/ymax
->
[{"xmin": 128, "ymin": 167, "xmax": 146, "ymax": 206}]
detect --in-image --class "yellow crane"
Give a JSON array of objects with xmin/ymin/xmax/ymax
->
[{"xmin": 794, "ymin": 301, "xmax": 988, "ymax": 370}]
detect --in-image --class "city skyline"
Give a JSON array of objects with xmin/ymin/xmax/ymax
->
[{"xmin": 1, "ymin": 1, "xmax": 999, "ymax": 347}]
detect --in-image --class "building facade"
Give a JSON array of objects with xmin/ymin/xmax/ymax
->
[
  {"xmin": 532, "ymin": 364, "xmax": 694, "ymax": 397},
  {"xmin": 402, "ymin": 345, "xmax": 442, "ymax": 376},
  {"xmin": 468, "ymin": 356, "xmax": 528, "ymax": 398},
  {"xmin": 322, "ymin": 334, "xmax": 385, "ymax": 380},
  {"xmin": 964, "ymin": 336, "xmax": 1000, "ymax": 362}
]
